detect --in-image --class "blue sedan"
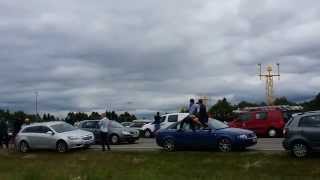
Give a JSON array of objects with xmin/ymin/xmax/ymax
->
[{"xmin": 156, "ymin": 119, "xmax": 257, "ymax": 152}]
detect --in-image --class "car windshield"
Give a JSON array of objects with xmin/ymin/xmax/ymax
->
[
  {"xmin": 51, "ymin": 123, "xmax": 77, "ymax": 133},
  {"xmin": 208, "ymin": 119, "xmax": 229, "ymax": 130},
  {"xmin": 130, "ymin": 122, "xmax": 146, "ymax": 128}
]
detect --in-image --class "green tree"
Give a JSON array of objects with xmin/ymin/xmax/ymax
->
[
  {"xmin": 274, "ymin": 96, "xmax": 296, "ymax": 106},
  {"xmin": 209, "ymin": 98, "xmax": 235, "ymax": 122},
  {"xmin": 301, "ymin": 93, "xmax": 320, "ymax": 111}
]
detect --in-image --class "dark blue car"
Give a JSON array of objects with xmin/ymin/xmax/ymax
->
[{"xmin": 156, "ymin": 118, "xmax": 257, "ymax": 152}]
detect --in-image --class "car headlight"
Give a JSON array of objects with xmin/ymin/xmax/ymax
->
[
  {"xmin": 238, "ymin": 134, "xmax": 248, "ymax": 140},
  {"xmin": 68, "ymin": 136, "xmax": 80, "ymax": 140},
  {"xmin": 122, "ymin": 131, "xmax": 131, "ymax": 135}
]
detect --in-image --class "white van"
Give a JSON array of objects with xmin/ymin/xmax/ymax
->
[{"xmin": 141, "ymin": 113, "xmax": 189, "ymax": 138}]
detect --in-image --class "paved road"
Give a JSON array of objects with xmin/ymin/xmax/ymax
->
[{"xmin": 91, "ymin": 138, "xmax": 284, "ymax": 151}]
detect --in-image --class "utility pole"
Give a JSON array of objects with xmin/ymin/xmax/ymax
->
[
  {"xmin": 258, "ymin": 63, "xmax": 280, "ymax": 106},
  {"xmin": 35, "ymin": 91, "xmax": 39, "ymax": 115}
]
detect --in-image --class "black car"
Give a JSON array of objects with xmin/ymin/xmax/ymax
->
[{"xmin": 283, "ymin": 111, "xmax": 320, "ymax": 157}]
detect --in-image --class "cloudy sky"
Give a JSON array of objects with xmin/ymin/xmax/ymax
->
[{"xmin": 1, "ymin": 0, "xmax": 320, "ymax": 116}]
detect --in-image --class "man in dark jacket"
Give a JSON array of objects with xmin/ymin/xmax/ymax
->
[
  {"xmin": 198, "ymin": 99, "xmax": 208, "ymax": 126},
  {"xmin": 154, "ymin": 112, "xmax": 161, "ymax": 132},
  {"xmin": 0, "ymin": 118, "xmax": 9, "ymax": 149}
]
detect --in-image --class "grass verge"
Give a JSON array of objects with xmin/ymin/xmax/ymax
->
[{"xmin": 0, "ymin": 149, "xmax": 319, "ymax": 180}]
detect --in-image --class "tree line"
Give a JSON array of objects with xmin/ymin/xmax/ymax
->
[
  {"xmin": 1, "ymin": 93, "xmax": 320, "ymax": 125},
  {"xmin": 207, "ymin": 93, "xmax": 320, "ymax": 122}
]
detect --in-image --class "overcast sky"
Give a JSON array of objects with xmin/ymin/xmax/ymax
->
[{"xmin": 1, "ymin": 0, "xmax": 320, "ymax": 117}]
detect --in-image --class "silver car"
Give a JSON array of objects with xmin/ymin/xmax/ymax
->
[
  {"xmin": 78, "ymin": 120, "xmax": 140, "ymax": 144},
  {"xmin": 15, "ymin": 121, "xmax": 94, "ymax": 153}
]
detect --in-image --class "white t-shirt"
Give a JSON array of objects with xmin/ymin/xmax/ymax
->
[{"xmin": 99, "ymin": 118, "xmax": 110, "ymax": 133}]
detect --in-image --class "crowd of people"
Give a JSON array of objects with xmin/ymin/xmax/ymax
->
[{"xmin": 0, "ymin": 117, "xmax": 31, "ymax": 150}]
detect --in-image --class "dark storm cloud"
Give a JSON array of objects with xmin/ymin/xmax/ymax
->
[{"xmin": 1, "ymin": 0, "xmax": 320, "ymax": 116}]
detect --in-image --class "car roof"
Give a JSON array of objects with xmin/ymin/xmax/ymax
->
[
  {"xmin": 23, "ymin": 121, "xmax": 66, "ymax": 127},
  {"xmin": 162, "ymin": 113, "xmax": 189, "ymax": 116}
]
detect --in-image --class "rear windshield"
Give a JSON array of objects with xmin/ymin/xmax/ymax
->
[
  {"xmin": 51, "ymin": 123, "xmax": 77, "ymax": 133},
  {"xmin": 130, "ymin": 122, "xmax": 146, "ymax": 128}
]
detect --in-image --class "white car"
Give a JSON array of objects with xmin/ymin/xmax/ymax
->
[{"xmin": 141, "ymin": 113, "xmax": 189, "ymax": 138}]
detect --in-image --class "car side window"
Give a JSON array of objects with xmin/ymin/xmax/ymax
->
[
  {"xmin": 39, "ymin": 126, "xmax": 51, "ymax": 133},
  {"xmin": 168, "ymin": 115, "xmax": 178, "ymax": 122},
  {"xmin": 299, "ymin": 115, "xmax": 320, "ymax": 128},
  {"xmin": 239, "ymin": 113, "xmax": 251, "ymax": 121},
  {"xmin": 256, "ymin": 112, "xmax": 268, "ymax": 120},
  {"xmin": 111, "ymin": 121, "xmax": 123, "ymax": 128},
  {"xmin": 168, "ymin": 123, "xmax": 178, "ymax": 130},
  {"xmin": 22, "ymin": 126, "xmax": 41, "ymax": 133},
  {"xmin": 83, "ymin": 121, "xmax": 98, "ymax": 129}
]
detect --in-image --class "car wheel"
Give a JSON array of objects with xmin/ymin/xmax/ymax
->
[
  {"xmin": 56, "ymin": 141, "xmax": 68, "ymax": 153},
  {"xmin": 267, "ymin": 128, "xmax": 277, "ymax": 138},
  {"xmin": 110, "ymin": 134, "xmax": 120, "ymax": 144},
  {"xmin": 291, "ymin": 142, "xmax": 308, "ymax": 158},
  {"xmin": 163, "ymin": 139, "xmax": 175, "ymax": 152},
  {"xmin": 19, "ymin": 141, "xmax": 29, "ymax": 153},
  {"xmin": 218, "ymin": 138, "xmax": 232, "ymax": 152},
  {"xmin": 144, "ymin": 129, "xmax": 152, "ymax": 138}
]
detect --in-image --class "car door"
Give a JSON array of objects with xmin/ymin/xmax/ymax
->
[
  {"xmin": 251, "ymin": 111, "xmax": 269, "ymax": 135},
  {"xmin": 196, "ymin": 128, "xmax": 217, "ymax": 148},
  {"xmin": 37, "ymin": 126, "xmax": 57, "ymax": 149},
  {"xmin": 174, "ymin": 122, "xmax": 203, "ymax": 148},
  {"xmin": 299, "ymin": 115, "xmax": 320, "ymax": 148},
  {"xmin": 22, "ymin": 126, "xmax": 42, "ymax": 148}
]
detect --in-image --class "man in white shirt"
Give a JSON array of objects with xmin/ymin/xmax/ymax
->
[{"xmin": 99, "ymin": 117, "xmax": 111, "ymax": 151}]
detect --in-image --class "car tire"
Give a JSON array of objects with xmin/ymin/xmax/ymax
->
[
  {"xmin": 218, "ymin": 138, "xmax": 232, "ymax": 152},
  {"xmin": 19, "ymin": 141, "xmax": 29, "ymax": 153},
  {"xmin": 291, "ymin": 142, "xmax": 309, "ymax": 158},
  {"xmin": 267, "ymin": 128, "xmax": 277, "ymax": 138},
  {"xmin": 144, "ymin": 129, "xmax": 153, "ymax": 138},
  {"xmin": 56, "ymin": 140, "xmax": 68, "ymax": 153},
  {"xmin": 163, "ymin": 138, "xmax": 175, "ymax": 152},
  {"xmin": 110, "ymin": 134, "xmax": 120, "ymax": 145}
]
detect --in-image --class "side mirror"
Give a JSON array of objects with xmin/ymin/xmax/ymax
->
[{"xmin": 46, "ymin": 131, "xmax": 54, "ymax": 135}]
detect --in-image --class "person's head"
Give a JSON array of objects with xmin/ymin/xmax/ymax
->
[
  {"xmin": 190, "ymin": 99, "xmax": 195, "ymax": 104},
  {"xmin": 156, "ymin": 112, "xmax": 160, "ymax": 116},
  {"xmin": 25, "ymin": 118, "xmax": 30, "ymax": 124},
  {"xmin": 198, "ymin": 99, "xmax": 203, "ymax": 104}
]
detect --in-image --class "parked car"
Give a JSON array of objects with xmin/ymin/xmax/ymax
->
[
  {"xmin": 229, "ymin": 108, "xmax": 290, "ymax": 137},
  {"xmin": 283, "ymin": 111, "xmax": 320, "ymax": 158},
  {"xmin": 15, "ymin": 121, "xmax": 95, "ymax": 153},
  {"xmin": 141, "ymin": 113, "xmax": 189, "ymax": 138},
  {"xmin": 78, "ymin": 119, "xmax": 140, "ymax": 144},
  {"xmin": 156, "ymin": 118, "xmax": 257, "ymax": 152},
  {"xmin": 129, "ymin": 119, "xmax": 153, "ymax": 136},
  {"xmin": 121, "ymin": 122, "xmax": 133, "ymax": 127}
]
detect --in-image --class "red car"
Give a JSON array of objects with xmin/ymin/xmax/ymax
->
[{"xmin": 229, "ymin": 108, "xmax": 289, "ymax": 137}]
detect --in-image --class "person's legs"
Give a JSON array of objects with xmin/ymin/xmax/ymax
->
[
  {"xmin": 101, "ymin": 132, "xmax": 106, "ymax": 151},
  {"xmin": 4, "ymin": 135, "xmax": 9, "ymax": 149},
  {"xmin": 0, "ymin": 134, "xmax": 3, "ymax": 149},
  {"xmin": 105, "ymin": 133, "xmax": 111, "ymax": 151}
]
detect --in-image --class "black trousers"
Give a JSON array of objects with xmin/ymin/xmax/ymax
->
[
  {"xmin": 0, "ymin": 134, "xmax": 9, "ymax": 149},
  {"xmin": 100, "ymin": 132, "xmax": 111, "ymax": 151}
]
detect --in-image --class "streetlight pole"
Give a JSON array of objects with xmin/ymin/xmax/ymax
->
[{"xmin": 35, "ymin": 91, "xmax": 39, "ymax": 115}]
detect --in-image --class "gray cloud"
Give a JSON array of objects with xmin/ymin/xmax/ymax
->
[{"xmin": 0, "ymin": 0, "xmax": 320, "ymax": 116}]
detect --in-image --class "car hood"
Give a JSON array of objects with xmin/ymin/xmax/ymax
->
[
  {"xmin": 216, "ymin": 127, "xmax": 253, "ymax": 135},
  {"xmin": 59, "ymin": 129, "xmax": 93, "ymax": 137}
]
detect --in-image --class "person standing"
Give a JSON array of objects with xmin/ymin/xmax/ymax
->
[
  {"xmin": 99, "ymin": 117, "xmax": 111, "ymax": 151},
  {"xmin": 189, "ymin": 99, "xmax": 199, "ymax": 115},
  {"xmin": 154, "ymin": 112, "xmax": 161, "ymax": 133},
  {"xmin": 0, "ymin": 118, "xmax": 9, "ymax": 149},
  {"xmin": 198, "ymin": 99, "xmax": 209, "ymax": 126}
]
